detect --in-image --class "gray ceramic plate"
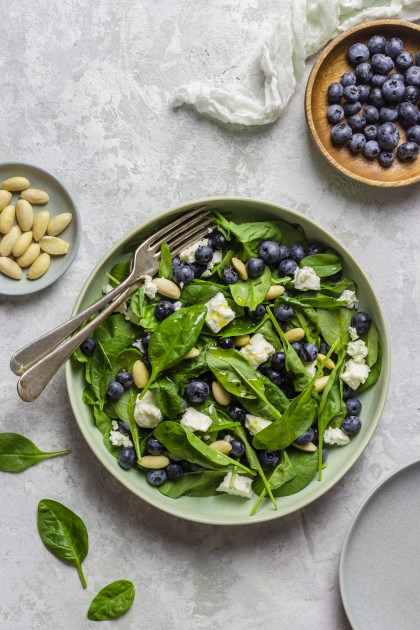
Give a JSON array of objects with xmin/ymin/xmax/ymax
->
[
  {"xmin": 66, "ymin": 196, "xmax": 390, "ymax": 525},
  {"xmin": 340, "ymin": 460, "xmax": 420, "ymax": 629},
  {"xmin": 0, "ymin": 162, "xmax": 81, "ymax": 296}
]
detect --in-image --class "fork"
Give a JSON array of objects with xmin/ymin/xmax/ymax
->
[{"xmin": 11, "ymin": 205, "xmax": 214, "ymax": 402}]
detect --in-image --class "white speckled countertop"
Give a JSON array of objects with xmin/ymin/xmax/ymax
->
[{"xmin": 1, "ymin": 2, "xmax": 420, "ymax": 628}]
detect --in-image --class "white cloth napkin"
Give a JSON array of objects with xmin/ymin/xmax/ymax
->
[{"xmin": 174, "ymin": 0, "xmax": 420, "ymax": 126}]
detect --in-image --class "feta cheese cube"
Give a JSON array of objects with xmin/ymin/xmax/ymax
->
[
  {"xmin": 204, "ymin": 292, "xmax": 235, "ymax": 333},
  {"xmin": 323, "ymin": 427, "xmax": 350, "ymax": 446},
  {"xmin": 240, "ymin": 333, "xmax": 275, "ymax": 368},
  {"xmin": 132, "ymin": 338, "xmax": 145, "ymax": 352},
  {"xmin": 293, "ymin": 266, "xmax": 321, "ymax": 291},
  {"xmin": 179, "ymin": 239, "xmax": 209, "ymax": 263},
  {"xmin": 347, "ymin": 339, "xmax": 368, "ymax": 363},
  {"xmin": 303, "ymin": 360, "xmax": 317, "ymax": 378},
  {"xmin": 180, "ymin": 407, "xmax": 212, "ymax": 432},
  {"xmin": 245, "ymin": 414, "xmax": 272, "ymax": 436},
  {"xmin": 349, "ymin": 326, "xmax": 359, "ymax": 341},
  {"xmin": 341, "ymin": 359, "xmax": 370, "ymax": 390},
  {"xmin": 217, "ymin": 472, "xmax": 253, "ymax": 499},
  {"xmin": 134, "ymin": 390, "xmax": 163, "ymax": 428},
  {"xmin": 338, "ymin": 289, "xmax": 359, "ymax": 309},
  {"xmin": 173, "ymin": 301, "xmax": 182, "ymax": 310},
  {"xmin": 143, "ymin": 274, "xmax": 158, "ymax": 299},
  {"xmin": 110, "ymin": 420, "xmax": 133, "ymax": 448}
]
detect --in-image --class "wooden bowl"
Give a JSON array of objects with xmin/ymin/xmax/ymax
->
[{"xmin": 306, "ymin": 19, "xmax": 420, "ymax": 187}]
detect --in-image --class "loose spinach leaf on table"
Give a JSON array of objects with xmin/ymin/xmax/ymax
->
[
  {"xmin": 317, "ymin": 307, "xmax": 352, "ymax": 351},
  {"xmin": 87, "ymin": 580, "xmax": 135, "ymax": 621},
  {"xmin": 159, "ymin": 241, "xmax": 172, "ymax": 279},
  {"xmin": 37, "ymin": 499, "xmax": 88, "ymax": 588},
  {"xmin": 273, "ymin": 448, "xmax": 319, "ymax": 497},
  {"xmin": 0, "ymin": 433, "xmax": 70, "ymax": 472},
  {"xmin": 230, "ymin": 265, "xmax": 271, "ymax": 310},
  {"xmin": 159, "ymin": 471, "xmax": 228, "ymax": 498},
  {"xmin": 299, "ymin": 252, "xmax": 342, "ymax": 278}
]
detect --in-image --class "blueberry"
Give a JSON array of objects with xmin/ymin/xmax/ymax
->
[
  {"xmin": 395, "ymin": 51, "xmax": 413, "ymax": 72},
  {"xmin": 379, "ymin": 107, "xmax": 398, "ymax": 123},
  {"xmin": 279, "ymin": 258, "xmax": 298, "ymax": 276},
  {"xmin": 363, "ymin": 105, "xmax": 379, "ymax": 123},
  {"xmin": 306, "ymin": 243, "xmax": 325, "ymax": 256},
  {"xmin": 371, "ymin": 74, "xmax": 387, "ymax": 88},
  {"xmin": 218, "ymin": 336, "xmax": 235, "ymax": 349},
  {"xmin": 351, "ymin": 311, "xmax": 371, "ymax": 334},
  {"xmin": 275, "ymin": 303, "xmax": 294, "ymax": 322},
  {"xmin": 368, "ymin": 34, "xmax": 386, "ymax": 55},
  {"xmin": 355, "ymin": 62, "xmax": 372, "ymax": 84},
  {"xmin": 346, "ymin": 398, "xmax": 362, "ymax": 416},
  {"xmin": 265, "ymin": 367, "xmax": 283, "ymax": 387},
  {"xmin": 407, "ymin": 125, "xmax": 420, "ymax": 143},
  {"xmin": 379, "ymin": 151, "xmax": 395, "ymax": 167},
  {"xmin": 389, "ymin": 72, "xmax": 405, "ymax": 83},
  {"xmin": 258, "ymin": 240, "xmax": 281, "ymax": 265},
  {"xmin": 141, "ymin": 333, "xmax": 152, "ymax": 349},
  {"xmin": 377, "ymin": 122, "xmax": 399, "ymax": 150},
  {"xmin": 301, "ymin": 343, "xmax": 318, "ymax": 362},
  {"xmin": 368, "ymin": 87, "xmax": 385, "ymax": 109},
  {"xmin": 185, "ymin": 379, "xmax": 210, "ymax": 403},
  {"xmin": 195, "ymin": 245, "xmax": 213, "ymax": 264},
  {"xmin": 319, "ymin": 339, "xmax": 331, "ymax": 355},
  {"xmin": 107, "ymin": 380, "xmax": 124, "ymax": 398},
  {"xmin": 80, "ymin": 337, "xmax": 96, "ymax": 356},
  {"xmin": 155, "ymin": 300, "xmax": 175, "ymax": 321},
  {"xmin": 246, "ymin": 304, "xmax": 266, "ymax": 321},
  {"xmin": 291, "ymin": 342, "xmax": 303, "ymax": 358},
  {"xmin": 190, "ymin": 263, "xmax": 206, "ymax": 278},
  {"xmin": 116, "ymin": 371, "xmax": 133, "ymax": 388},
  {"xmin": 230, "ymin": 439, "xmax": 245, "ymax": 457},
  {"xmin": 209, "ymin": 230, "xmax": 227, "ymax": 249},
  {"xmin": 384, "ymin": 37, "xmax": 403, "ymax": 58},
  {"xmin": 277, "ymin": 245, "xmax": 290, "ymax": 262},
  {"xmin": 399, "ymin": 101, "xmax": 419, "ymax": 126},
  {"xmin": 364, "ymin": 140, "xmax": 380, "ymax": 158},
  {"xmin": 322, "ymin": 448, "xmax": 328, "ymax": 464},
  {"xmin": 348, "ymin": 43, "xmax": 369, "ymax": 65},
  {"xmin": 371, "ymin": 53, "xmax": 394, "ymax": 74},
  {"xmin": 246, "ymin": 257, "xmax": 265, "ymax": 277},
  {"xmin": 271, "ymin": 350, "xmax": 286, "ymax": 371},
  {"xmin": 357, "ymin": 85, "xmax": 370, "ymax": 103},
  {"xmin": 382, "ymin": 79, "xmax": 405, "ymax": 104},
  {"xmin": 364, "ymin": 124, "xmax": 378, "ymax": 141},
  {"xmin": 343, "ymin": 84, "xmax": 360, "ymax": 102},
  {"xmin": 403, "ymin": 85, "xmax": 420, "ymax": 104},
  {"xmin": 258, "ymin": 450, "xmax": 280, "ymax": 468},
  {"xmin": 343, "ymin": 101, "xmax": 361, "ymax": 117},
  {"xmin": 343, "ymin": 382, "xmax": 355, "ymax": 401},
  {"xmin": 229, "ymin": 404, "xmax": 246, "ymax": 422},
  {"xmin": 312, "ymin": 426, "xmax": 319, "ymax": 446},
  {"xmin": 340, "ymin": 71, "xmax": 356, "ymax": 87},
  {"xmin": 331, "ymin": 123, "xmax": 352, "ymax": 145},
  {"xmin": 146, "ymin": 436, "xmax": 165, "ymax": 455},
  {"xmin": 327, "ymin": 82, "xmax": 344, "ymax": 103},
  {"xmin": 221, "ymin": 265, "xmax": 239, "ymax": 284},
  {"xmin": 295, "ymin": 427, "xmax": 315, "ymax": 445},
  {"xmin": 348, "ymin": 114, "xmax": 366, "ymax": 132},
  {"xmin": 146, "ymin": 469, "xmax": 167, "ymax": 486},
  {"xmin": 290, "ymin": 244, "xmax": 306, "ymax": 263},
  {"xmin": 172, "ymin": 255, "xmax": 181, "ymax": 269},
  {"xmin": 397, "ymin": 141, "xmax": 420, "ymax": 160},
  {"xmin": 349, "ymin": 133, "xmax": 366, "ymax": 153},
  {"xmin": 173, "ymin": 264, "xmax": 194, "ymax": 285},
  {"xmin": 166, "ymin": 462, "xmax": 184, "ymax": 479},
  {"xmin": 118, "ymin": 447, "xmax": 136, "ymax": 469},
  {"xmin": 405, "ymin": 66, "xmax": 420, "ymax": 88},
  {"xmin": 341, "ymin": 415, "xmax": 362, "ymax": 435}
]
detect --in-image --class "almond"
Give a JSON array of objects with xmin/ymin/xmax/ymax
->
[
  {"xmin": 47, "ymin": 212, "xmax": 72, "ymax": 236},
  {"xmin": 16, "ymin": 243, "xmax": 40, "ymax": 268},
  {"xmin": 0, "ymin": 205, "xmax": 15, "ymax": 234},
  {"xmin": 314, "ymin": 376, "xmax": 329, "ymax": 393},
  {"xmin": 184, "ymin": 347, "xmax": 200, "ymax": 359},
  {"xmin": 139, "ymin": 455, "xmax": 170, "ymax": 469},
  {"xmin": 16, "ymin": 199, "xmax": 34, "ymax": 231},
  {"xmin": 0, "ymin": 225, "xmax": 22, "ymax": 256},
  {"xmin": 27, "ymin": 253, "xmax": 50, "ymax": 279},
  {"xmin": 0, "ymin": 256, "xmax": 22, "ymax": 280},
  {"xmin": 209, "ymin": 440, "xmax": 232, "ymax": 455},
  {"xmin": 132, "ymin": 360, "xmax": 149, "ymax": 388},
  {"xmin": 0, "ymin": 190, "xmax": 12, "ymax": 211},
  {"xmin": 39, "ymin": 236, "xmax": 69, "ymax": 255},
  {"xmin": 292, "ymin": 442, "xmax": 317, "ymax": 452},
  {"xmin": 153, "ymin": 277, "xmax": 181, "ymax": 299},
  {"xmin": 12, "ymin": 231, "xmax": 33, "ymax": 258},
  {"xmin": 284, "ymin": 328, "xmax": 305, "ymax": 343},
  {"xmin": 232, "ymin": 257, "xmax": 248, "ymax": 280},
  {"xmin": 33, "ymin": 211, "xmax": 50, "ymax": 241},
  {"xmin": 211, "ymin": 381, "xmax": 231, "ymax": 406},
  {"xmin": 1, "ymin": 176, "xmax": 30, "ymax": 191},
  {"xmin": 20, "ymin": 188, "xmax": 49, "ymax": 204},
  {"xmin": 265, "ymin": 285, "xmax": 285, "ymax": 300},
  {"xmin": 235, "ymin": 334, "xmax": 250, "ymax": 347},
  {"xmin": 317, "ymin": 353, "xmax": 335, "ymax": 370}
]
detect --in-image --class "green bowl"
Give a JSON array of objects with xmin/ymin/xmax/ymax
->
[{"xmin": 65, "ymin": 197, "xmax": 390, "ymax": 525}]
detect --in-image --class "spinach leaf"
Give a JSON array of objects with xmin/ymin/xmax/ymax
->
[
  {"xmin": 150, "ymin": 376, "xmax": 185, "ymax": 419},
  {"xmin": 87, "ymin": 580, "xmax": 135, "ymax": 621},
  {"xmin": 102, "ymin": 425, "xmax": 121, "ymax": 459},
  {"xmin": 88, "ymin": 351, "xmax": 109, "ymax": 410},
  {"xmin": 358, "ymin": 338, "xmax": 382, "ymax": 392},
  {"xmin": 252, "ymin": 451, "xmax": 296, "ymax": 510},
  {"xmin": 266, "ymin": 309, "xmax": 309, "ymax": 391},
  {"xmin": 317, "ymin": 357, "xmax": 347, "ymax": 477},
  {"xmin": 292, "ymin": 307, "xmax": 320, "ymax": 346},
  {"xmin": 0, "ymin": 433, "xmax": 70, "ymax": 472},
  {"xmin": 37, "ymin": 499, "xmax": 88, "ymax": 588},
  {"xmin": 321, "ymin": 277, "xmax": 355, "ymax": 295},
  {"xmin": 111, "ymin": 387, "xmax": 141, "ymax": 458},
  {"xmin": 361, "ymin": 321, "xmax": 379, "ymax": 367},
  {"xmin": 317, "ymin": 307, "xmax": 352, "ymax": 351},
  {"xmin": 215, "ymin": 249, "xmax": 235, "ymax": 278},
  {"xmin": 214, "ymin": 211, "xmax": 284, "ymax": 258},
  {"xmin": 108, "ymin": 261, "xmax": 130, "ymax": 285},
  {"xmin": 95, "ymin": 315, "xmax": 138, "ymax": 365},
  {"xmin": 273, "ymin": 448, "xmax": 318, "ymax": 496},
  {"xmin": 159, "ymin": 471, "xmax": 228, "ymax": 498},
  {"xmin": 180, "ymin": 282, "xmax": 229, "ymax": 305},
  {"xmin": 72, "ymin": 346, "xmax": 88, "ymax": 364},
  {"xmin": 110, "ymin": 348, "xmax": 143, "ymax": 379},
  {"xmin": 206, "ymin": 348, "xmax": 266, "ymax": 400},
  {"xmin": 159, "ymin": 241, "xmax": 172, "ymax": 279},
  {"xmin": 230, "ymin": 266, "xmax": 271, "ymax": 310},
  {"xmin": 220, "ymin": 315, "xmax": 268, "ymax": 337},
  {"xmin": 256, "ymin": 320, "xmax": 282, "ymax": 351},
  {"xmin": 242, "ymin": 373, "xmax": 289, "ymax": 420},
  {"xmin": 276, "ymin": 294, "xmax": 346, "ymax": 310},
  {"xmin": 93, "ymin": 406, "xmax": 112, "ymax": 436},
  {"xmin": 299, "ymin": 252, "xmax": 342, "ymax": 278},
  {"xmin": 82, "ymin": 387, "xmax": 97, "ymax": 405}
]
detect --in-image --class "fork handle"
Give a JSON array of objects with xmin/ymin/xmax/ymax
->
[
  {"xmin": 10, "ymin": 274, "xmax": 136, "ymax": 376},
  {"xmin": 16, "ymin": 281, "xmax": 141, "ymax": 402}
]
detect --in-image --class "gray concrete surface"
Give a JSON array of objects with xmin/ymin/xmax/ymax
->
[{"xmin": 1, "ymin": 1, "xmax": 419, "ymax": 628}]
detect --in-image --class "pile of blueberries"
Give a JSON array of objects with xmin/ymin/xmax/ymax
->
[{"xmin": 327, "ymin": 35, "xmax": 420, "ymax": 166}]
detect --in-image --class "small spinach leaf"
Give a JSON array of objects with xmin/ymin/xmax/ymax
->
[
  {"xmin": 0, "ymin": 433, "xmax": 70, "ymax": 472},
  {"xmin": 87, "ymin": 580, "xmax": 135, "ymax": 621},
  {"xmin": 159, "ymin": 471, "xmax": 228, "ymax": 498},
  {"xmin": 93, "ymin": 406, "xmax": 112, "ymax": 436},
  {"xmin": 273, "ymin": 448, "xmax": 318, "ymax": 496},
  {"xmin": 299, "ymin": 252, "xmax": 342, "ymax": 278},
  {"xmin": 317, "ymin": 307, "xmax": 352, "ymax": 351},
  {"xmin": 150, "ymin": 376, "xmax": 185, "ymax": 419},
  {"xmin": 230, "ymin": 266, "xmax": 271, "ymax": 310},
  {"xmin": 159, "ymin": 241, "xmax": 172, "ymax": 279},
  {"xmin": 357, "ymin": 338, "xmax": 382, "ymax": 392},
  {"xmin": 206, "ymin": 348, "xmax": 266, "ymax": 400}
]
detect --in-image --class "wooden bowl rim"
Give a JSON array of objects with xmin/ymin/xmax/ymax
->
[{"xmin": 305, "ymin": 19, "xmax": 420, "ymax": 188}]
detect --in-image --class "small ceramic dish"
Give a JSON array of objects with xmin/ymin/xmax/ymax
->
[
  {"xmin": 306, "ymin": 19, "xmax": 420, "ymax": 187},
  {"xmin": 0, "ymin": 162, "xmax": 81, "ymax": 296}
]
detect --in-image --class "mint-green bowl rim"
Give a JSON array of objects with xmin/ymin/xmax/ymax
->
[{"xmin": 65, "ymin": 196, "xmax": 390, "ymax": 525}]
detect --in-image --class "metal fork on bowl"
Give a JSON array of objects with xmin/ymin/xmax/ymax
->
[{"xmin": 10, "ymin": 205, "xmax": 214, "ymax": 402}]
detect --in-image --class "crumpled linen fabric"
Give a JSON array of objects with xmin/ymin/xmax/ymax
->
[{"xmin": 173, "ymin": 0, "xmax": 420, "ymax": 126}]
